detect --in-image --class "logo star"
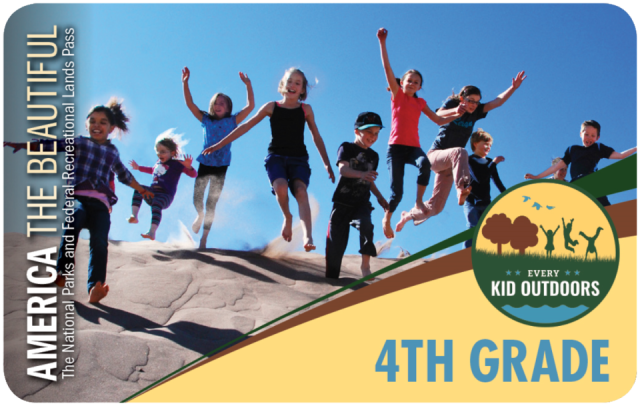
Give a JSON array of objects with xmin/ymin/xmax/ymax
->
[
  {"xmin": 565, "ymin": 270, "xmax": 571, "ymax": 276},
  {"xmin": 575, "ymin": 270, "xmax": 580, "ymax": 276},
  {"xmin": 506, "ymin": 270, "xmax": 512, "ymax": 276},
  {"xmin": 515, "ymin": 270, "xmax": 521, "ymax": 276}
]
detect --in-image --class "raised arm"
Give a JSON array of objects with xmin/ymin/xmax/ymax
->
[
  {"xmin": 182, "ymin": 67, "xmax": 204, "ymax": 122},
  {"xmin": 525, "ymin": 159, "xmax": 566, "ymax": 180},
  {"xmin": 422, "ymin": 103, "xmax": 464, "ymax": 125},
  {"xmin": 553, "ymin": 225, "xmax": 560, "ymax": 235},
  {"xmin": 483, "ymin": 71, "xmax": 527, "ymax": 113},
  {"xmin": 609, "ymin": 147, "xmax": 637, "ymax": 160},
  {"xmin": 179, "ymin": 154, "xmax": 198, "ymax": 178},
  {"xmin": 236, "ymin": 72, "xmax": 255, "ymax": 124},
  {"xmin": 304, "ymin": 104, "xmax": 335, "ymax": 183},
  {"xmin": 377, "ymin": 28, "xmax": 399, "ymax": 98},
  {"xmin": 203, "ymin": 101, "xmax": 273, "ymax": 155}
]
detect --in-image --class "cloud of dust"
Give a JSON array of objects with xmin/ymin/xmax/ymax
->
[
  {"xmin": 262, "ymin": 194, "xmax": 319, "ymax": 259},
  {"xmin": 166, "ymin": 220, "xmax": 197, "ymax": 248}
]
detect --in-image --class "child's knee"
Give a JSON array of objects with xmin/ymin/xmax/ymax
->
[
  {"xmin": 452, "ymin": 147, "xmax": 468, "ymax": 161},
  {"xmin": 292, "ymin": 181, "xmax": 308, "ymax": 199},
  {"xmin": 272, "ymin": 179, "xmax": 289, "ymax": 195}
]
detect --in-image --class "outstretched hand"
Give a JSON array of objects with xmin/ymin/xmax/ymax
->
[
  {"xmin": 494, "ymin": 156, "xmax": 505, "ymax": 164},
  {"xmin": 239, "ymin": 72, "xmax": 251, "ymax": 86},
  {"xmin": 524, "ymin": 173, "xmax": 537, "ymax": 180},
  {"xmin": 377, "ymin": 28, "xmax": 388, "ymax": 41},
  {"xmin": 180, "ymin": 154, "xmax": 194, "ymax": 169},
  {"xmin": 182, "ymin": 67, "xmax": 190, "ymax": 83},
  {"xmin": 512, "ymin": 71, "xmax": 527, "ymax": 90},
  {"xmin": 129, "ymin": 159, "xmax": 140, "ymax": 170},
  {"xmin": 4, "ymin": 141, "xmax": 25, "ymax": 153}
]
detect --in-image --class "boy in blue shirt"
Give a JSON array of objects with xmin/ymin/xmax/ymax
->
[
  {"xmin": 326, "ymin": 112, "xmax": 389, "ymax": 279},
  {"xmin": 464, "ymin": 129, "xmax": 506, "ymax": 248},
  {"xmin": 525, "ymin": 120, "xmax": 636, "ymax": 205}
]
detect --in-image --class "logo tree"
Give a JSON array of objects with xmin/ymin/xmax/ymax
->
[
  {"xmin": 481, "ymin": 213, "xmax": 512, "ymax": 254},
  {"xmin": 510, "ymin": 216, "xmax": 539, "ymax": 255}
]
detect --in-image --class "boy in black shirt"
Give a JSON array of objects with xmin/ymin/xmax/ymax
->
[
  {"xmin": 464, "ymin": 129, "xmax": 507, "ymax": 248},
  {"xmin": 326, "ymin": 112, "xmax": 389, "ymax": 279},
  {"xmin": 525, "ymin": 120, "xmax": 636, "ymax": 206}
]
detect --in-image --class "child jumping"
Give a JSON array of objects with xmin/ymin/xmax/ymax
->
[
  {"xmin": 182, "ymin": 67, "xmax": 255, "ymax": 249},
  {"xmin": 396, "ymin": 71, "xmax": 527, "ymax": 232},
  {"xmin": 377, "ymin": 27, "xmax": 466, "ymax": 239},
  {"xmin": 128, "ymin": 130, "xmax": 197, "ymax": 240},
  {"xmin": 462, "ymin": 129, "xmax": 507, "ymax": 248},
  {"xmin": 203, "ymin": 67, "xmax": 335, "ymax": 251},
  {"xmin": 326, "ymin": 112, "xmax": 389, "ymax": 279},
  {"xmin": 525, "ymin": 120, "xmax": 637, "ymax": 206},
  {"xmin": 4, "ymin": 98, "xmax": 152, "ymax": 303}
]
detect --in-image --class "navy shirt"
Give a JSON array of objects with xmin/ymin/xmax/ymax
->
[
  {"xmin": 561, "ymin": 142, "xmax": 615, "ymax": 181},
  {"xmin": 332, "ymin": 142, "xmax": 379, "ymax": 207},
  {"xmin": 430, "ymin": 99, "xmax": 488, "ymax": 151},
  {"xmin": 466, "ymin": 154, "xmax": 506, "ymax": 206}
]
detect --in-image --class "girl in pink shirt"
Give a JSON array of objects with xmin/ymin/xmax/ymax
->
[{"xmin": 377, "ymin": 27, "xmax": 465, "ymax": 238}]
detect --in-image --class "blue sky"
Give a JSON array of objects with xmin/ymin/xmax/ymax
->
[{"xmin": 3, "ymin": 2, "xmax": 637, "ymax": 258}]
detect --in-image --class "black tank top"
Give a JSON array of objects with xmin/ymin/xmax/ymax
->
[{"xmin": 268, "ymin": 102, "xmax": 308, "ymax": 157}]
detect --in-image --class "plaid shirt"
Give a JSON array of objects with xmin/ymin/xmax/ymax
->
[{"xmin": 40, "ymin": 136, "xmax": 134, "ymax": 206}]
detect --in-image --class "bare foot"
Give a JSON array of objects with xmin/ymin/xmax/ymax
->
[
  {"xmin": 127, "ymin": 215, "xmax": 138, "ymax": 224},
  {"xmin": 415, "ymin": 201, "xmax": 429, "ymax": 214},
  {"xmin": 54, "ymin": 273, "xmax": 66, "ymax": 288},
  {"xmin": 457, "ymin": 186, "xmax": 472, "ymax": 205},
  {"xmin": 281, "ymin": 215, "xmax": 293, "ymax": 242},
  {"xmin": 141, "ymin": 232, "xmax": 155, "ymax": 240},
  {"xmin": 382, "ymin": 214, "xmax": 394, "ymax": 239},
  {"xmin": 361, "ymin": 267, "xmax": 372, "ymax": 278},
  {"xmin": 88, "ymin": 281, "xmax": 109, "ymax": 303},
  {"xmin": 395, "ymin": 211, "xmax": 413, "ymax": 232},
  {"xmin": 304, "ymin": 241, "xmax": 316, "ymax": 252},
  {"xmin": 192, "ymin": 213, "xmax": 204, "ymax": 233}
]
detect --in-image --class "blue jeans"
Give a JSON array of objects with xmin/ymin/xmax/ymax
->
[
  {"xmin": 57, "ymin": 196, "xmax": 111, "ymax": 292},
  {"xmin": 463, "ymin": 202, "xmax": 487, "ymax": 248},
  {"xmin": 386, "ymin": 145, "xmax": 431, "ymax": 213}
]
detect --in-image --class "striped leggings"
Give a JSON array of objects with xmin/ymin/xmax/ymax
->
[{"xmin": 132, "ymin": 187, "xmax": 173, "ymax": 226}]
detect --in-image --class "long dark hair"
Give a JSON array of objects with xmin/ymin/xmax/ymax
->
[{"xmin": 86, "ymin": 97, "xmax": 129, "ymax": 138}]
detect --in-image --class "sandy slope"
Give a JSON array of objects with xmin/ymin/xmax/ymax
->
[{"xmin": 4, "ymin": 232, "xmax": 414, "ymax": 402}]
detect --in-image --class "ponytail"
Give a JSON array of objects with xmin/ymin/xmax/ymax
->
[{"xmin": 86, "ymin": 97, "xmax": 130, "ymax": 138}]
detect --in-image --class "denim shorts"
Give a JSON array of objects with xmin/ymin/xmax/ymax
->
[{"xmin": 264, "ymin": 154, "xmax": 311, "ymax": 196}]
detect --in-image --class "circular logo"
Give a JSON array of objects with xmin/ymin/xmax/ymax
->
[{"xmin": 471, "ymin": 180, "xmax": 619, "ymax": 327}]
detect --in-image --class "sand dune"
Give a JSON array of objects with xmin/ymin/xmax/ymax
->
[{"xmin": 4, "ymin": 232, "xmax": 413, "ymax": 402}]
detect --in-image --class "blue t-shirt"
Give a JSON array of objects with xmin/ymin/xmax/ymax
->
[
  {"xmin": 430, "ymin": 99, "xmax": 487, "ymax": 151},
  {"xmin": 196, "ymin": 113, "xmax": 237, "ymax": 167},
  {"xmin": 561, "ymin": 142, "xmax": 615, "ymax": 181}
]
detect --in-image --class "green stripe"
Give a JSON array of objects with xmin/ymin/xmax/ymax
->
[{"xmin": 122, "ymin": 156, "xmax": 636, "ymax": 402}]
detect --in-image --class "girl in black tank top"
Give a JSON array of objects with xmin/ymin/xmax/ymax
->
[
  {"xmin": 201, "ymin": 67, "xmax": 335, "ymax": 252},
  {"xmin": 268, "ymin": 102, "xmax": 308, "ymax": 157}
]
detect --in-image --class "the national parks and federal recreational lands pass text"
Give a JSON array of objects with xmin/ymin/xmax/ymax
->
[{"xmin": 24, "ymin": 25, "xmax": 77, "ymax": 382}]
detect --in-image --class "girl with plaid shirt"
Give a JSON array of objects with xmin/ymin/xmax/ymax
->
[{"xmin": 5, "ymin": 98, "xmax": 152, "ymax": 303}]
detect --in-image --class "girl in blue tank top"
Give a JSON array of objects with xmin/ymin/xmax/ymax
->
[{"xmin": 204, "ymin": 67, "xmax": 335, "ymax": 252}]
